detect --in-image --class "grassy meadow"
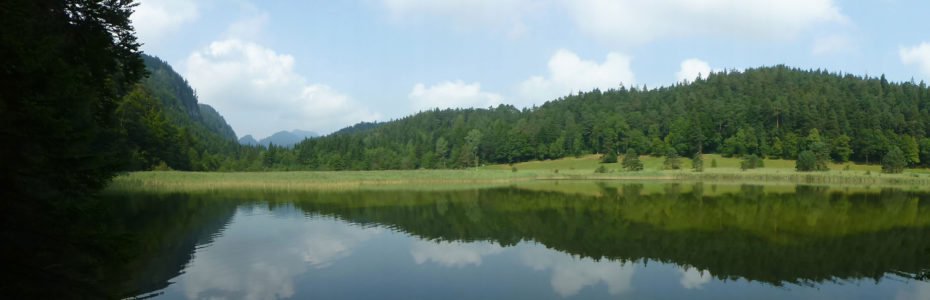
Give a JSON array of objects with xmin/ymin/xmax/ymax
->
[{"xmin": 108, "ymin": 154, "xmax": 930, "ymax": 193}]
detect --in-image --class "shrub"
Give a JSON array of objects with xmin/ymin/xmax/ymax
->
[
  {"xmin": 711, "ymin": 158, "xmax": 718, "ymax": 168},
  {"xmin": 595, "ymin": 165, "xmax": 608, "ymax": 173},
  {"xmin": 797, "ymin": 150, "xmax": 817, "ymax": 172},
  {"xmin": 692, "ymin": 153, "xmax": 704, "ymax": 172},
  {"xmin": 663, "ymin": 148, "xmax": 681, "ymax": 170},
  {"xmin": 882, "ymin": 146, "xmax": 906, "ymax": 174},
  {"xmin": 740, "ymin": 154, "xmax": 763, "ymax": 171},
  {"xmin": 601, "ymin": 151, "xmax": 618, "ymax": 163},
  {"xmin": 622, "ymin": 149, "xmax": 644, "ymax": 171}
]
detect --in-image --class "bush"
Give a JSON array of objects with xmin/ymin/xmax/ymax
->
[
  {"xmin": 601, "ymin": 151, "xmax": 618, "ymax": 163},
  {"xmin": 740, "ymin": 154, "xmax": 763, "ymax": 171},
  {"xmin": 882, "ymin": 146, "xmax": 906, "ymax": 174},
  {"xmin": 797, "ymin": 150, "xmax": 817, "ymax": 172},
  {"xmin": 622, "ymin": 149, "xmax": 644, "ymax": 171},
  {"xmin": 511, "ymin": 167, "xmax": 518, "ymax": 172},
  {"xmin": 663, "ymin": 148, "xmax": 681, "ymax": 170},
  {"xmin": 595, "ymin": 165, "xmax": 608, "ymax": 173},
  {"xmin": 692, "ymin": 153, "xmax": 704, "ymax": 172},
  {"xmin": 711, "ymin": 158, "xmax": 718, "ymax": 168}
]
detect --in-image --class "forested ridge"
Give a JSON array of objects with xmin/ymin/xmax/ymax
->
[{"xmin": 284, "ymin": 66, "xmax": 930, "ymax": 170}]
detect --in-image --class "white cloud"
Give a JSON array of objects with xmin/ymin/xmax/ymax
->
[
  {"xmin": 180, "ymin": 208, "xmax": 381, "ymax": 300},
  {"xmin": 409, "ymin": 81, "xmax": 504, "ymax": 111},
  {"xmin": 518, "ymin": 49, "xmax": 634, "ymax": 104},
  {"xmin": 562, "ymin": 0, "xmax": 847, "ymax": 44},
  {"xmin": 131, "ymin": 0, "xmax": 199, "ymax": 44},
  {"xmin": 185, "ymin": 39, "xmax": 380, "ymax": 137},
  {"xmin": 900, "ymin": 42, "xmax": 930, "ymax": 78},
  {"xmin": 410, "ymin": 240, "xmax": 504, "ymax": 268},
  {"xmin": 519, "ymin": 247, "xmax": 636, "ymax": 297},
  {"xmin": 676, "ymin": 58, "xmax": 714, "ymax": 83},
  {"xmin": 812, "ymin": 35, "xmax": 854, "ymax": 55},
  {"xmin": 679, "ymin": 267, "xmax": 713, "ymax": 289}
]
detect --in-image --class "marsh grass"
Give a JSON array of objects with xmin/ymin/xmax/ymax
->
[{"xmin": 108, "ymin": 155, "xmax": 930, "ymax": 193}]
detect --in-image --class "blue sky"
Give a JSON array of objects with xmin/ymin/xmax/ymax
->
[{"xmin": 131, "ymin": 0, "xmax": 930, "ymax": 139}]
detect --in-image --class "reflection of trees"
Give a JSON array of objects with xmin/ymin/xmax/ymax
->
[
  {"xmin": 1, "ymin": 193, "xmax": 238, "ymax": 298},
  {"xmin": 276, "ymin": 185, "xmax": 930, "ymax": 286},
  {"xmin": 10, "ymin": 185, "xmax": 928, "ymax": 297}
]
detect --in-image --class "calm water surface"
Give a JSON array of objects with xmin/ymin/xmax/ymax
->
[{"xmin": 100, "ymin": 182, "xmax": 930, "ymax": 299}]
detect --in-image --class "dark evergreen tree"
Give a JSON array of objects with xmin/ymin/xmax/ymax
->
[
  {"xmin": 664, "ymin": 148, "xmax": 682, "ymax": 169},
  {"xmin": 882, "ymin": 146, "xmax": 906, "ymax": 174},
  {"xmin": 797, "ymin": 150, "xmax": 818, "ymax": 172},
  {"xmin": 622, "ymin": 149, "xmax": 644, "ymax": 171},
  {"xmin": 692, "ymin": 153, "xmax": 704, "ymax": 172}
]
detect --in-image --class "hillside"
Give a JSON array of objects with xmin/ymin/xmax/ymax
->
[
  {"xmin": 115, "ymin": 55, "xmax": 248, "ymax": 171},
  {"xmin": 284, "ymin": 66, "xmax": 930, "ymax": 171},
  {"xmin": 141, "ymin": 55, "xmax": 237, "ymax": 142}
]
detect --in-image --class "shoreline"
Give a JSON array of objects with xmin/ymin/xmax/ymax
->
[{"xmin": 106, "ymin": 168, "xmax": 930, "ymax": 193}]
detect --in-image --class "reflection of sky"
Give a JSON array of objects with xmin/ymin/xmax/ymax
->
[
  {"xmin": 150, "ymin": 205, "xmax": 930, "ymax": 300},
  {"xmin": 410, "ymin": 240, "xmax": 503, "ymax": 268},
  {"xmin": 679, "ymin": 267, "xmax": 712, "ymax": 290},
  {"xmin": 518, "ymin": 246, "xmax": 636, "ymax": 297},
  {"xmin": 896, "ymin": 280, "xmax": 930, "ymax": 300},
  {"xmin": 169, "ymin": 206, "xmax": 381, "ymax": 300}
]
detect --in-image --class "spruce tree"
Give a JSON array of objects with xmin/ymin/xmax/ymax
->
[
  {"xmin": 622, "ymin": 149, "xmax": 644, "ymax": 171},
  {"xmin": 882, "ymin": 146, "xmax": 906, "ymax": 174}
]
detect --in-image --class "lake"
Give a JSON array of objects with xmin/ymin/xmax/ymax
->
[{"xmin": 17, "ymin": 182, "xmax": 930, "ymax": 299}]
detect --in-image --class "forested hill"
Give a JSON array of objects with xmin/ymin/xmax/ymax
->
[
  {"xmin": 141, "ymin": 55, "xmax": 237, "ymax": 142},
  {"xmin": 288, "ymin": 66, "xmax": 930, "ymax": 170},
  {"xmin": 115, "ymin": 55, "xmax": 246, "ymax": 171}
]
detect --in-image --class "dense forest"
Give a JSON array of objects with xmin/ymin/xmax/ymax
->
[
  {"xmin": 123, "ymin": 59, "xmax": 930, "ymax": 172},
  {"xmin": 281, "ymin": 66, "xmax": 930, "ymax": 171}
]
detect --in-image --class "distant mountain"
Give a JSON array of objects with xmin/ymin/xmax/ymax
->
[
  {"xmin": 240, "ymin": 130, "xmax": 319, "ymax": 147},
  {"xmin": 238, "ymin": 135, "xmax": 259, "ymax": 146}
]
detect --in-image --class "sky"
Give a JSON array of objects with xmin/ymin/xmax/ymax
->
[{"xmin": 131, "ymin": 0, "xmax": 930, "ymax": 139}]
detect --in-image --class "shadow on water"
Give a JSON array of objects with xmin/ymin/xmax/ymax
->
[{"xmin": 3, "ymin": 182, "xmax": 930, "ymax": 298}]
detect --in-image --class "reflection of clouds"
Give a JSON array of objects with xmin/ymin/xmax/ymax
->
[
  {"xmin": 519, "ymin": 246, "xmax": 635, "ymax": 297},
  {"xmin": 679, "ymin": 267, "xmax": 712, "ymax": 290},
  {"xmin": 896, "ymin": 280, "xmax": 930, "ymax": 300},
  {"xmin": 410, "ymin": 240, "xmax": 503, "ymax": 268},
  {"xmin": 180, "ymin": 207, "xmax": 380, "ymax": 300}
]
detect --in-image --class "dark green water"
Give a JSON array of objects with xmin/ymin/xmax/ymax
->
[{"xmin": 11, "ymin": 183, "xmax": 930, "ymax": 299}]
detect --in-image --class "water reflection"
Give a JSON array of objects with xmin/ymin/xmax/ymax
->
[
  {"xmin": 410, "ymin": 240, "xmax": 503, "ymax": 268},
  {"xmin": 517, "ymin": 246, "xmax": 636, "ymax": 297},
  {"xmin": 8, "ymin": 183, "xmax": 930, "ymax": 299},
  {"xmin": 175, "ymin": 205, "xmax": 381, "ymax": 300}
]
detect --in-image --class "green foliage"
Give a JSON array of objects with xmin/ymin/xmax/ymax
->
[
  {"xmin": 797, "ymin": 151, "xmax": 818, "ymax": 172},
  {"xmin": 595, "ymin": 165, "xmax": 608, "ymax": 173},
  {"xmin": 622, "ymin": 149, "xmax": 644, "ymax": 171},
  {"xmin": 692, "ymin": 153, "xmax": 704, "ymax": 172},
  {"xmin": 831, "ymin": 135, "xmax": 853, "ymax": 162},
  {"xmin": 663, "ymin": 148, "xmax": 682, "ymax": 169},
  {"xmin": 740, "ymin": 154, "xmax": 763, "ymax": 171},
  {"xmin": 882, "ymin": 147, "xmax": 907, "ymax": 174},
  {"xmin": 601, "ymin": 151, "xmax": 618, "ymax": 163},
  {"xmin": 0, "ymin": 0, "xmax": 145, "ymax": 200},
  {"xmin": 711, "ymin": 158, "xmax": 718, "ymax": 168}
]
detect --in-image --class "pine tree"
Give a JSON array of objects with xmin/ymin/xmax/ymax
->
[
  {"xmin": 882, "ymin": 146, "xmax": 906, "ymax": 174},
  {"xmin": 622, "ymin": 149, "xmax": 643, "ymax": 171},
  {"xmin": 663, "ymin": 148, "xmax": 681, "ymax": 169},
  {"xmin": 692, "ymin": 153, "xmax": 704, "ymax": 172}
]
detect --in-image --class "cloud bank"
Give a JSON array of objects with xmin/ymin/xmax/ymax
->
[
  {"xmin": 185, "ymin": 39, "xmax": 380, "ymax": 138},
  {"xmin": 519, "ymin": 49, "xmax": 635, "ymax": 104}
]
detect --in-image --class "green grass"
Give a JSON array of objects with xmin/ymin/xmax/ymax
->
[{"xmin": 108, "ymin": 154, "xmax": 930, "ymax": 193}]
